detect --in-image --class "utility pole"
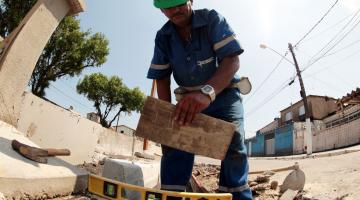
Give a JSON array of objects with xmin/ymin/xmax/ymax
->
[{"xmin": 288, "ymin": 43, "xmax": 312, "ymax": 155}]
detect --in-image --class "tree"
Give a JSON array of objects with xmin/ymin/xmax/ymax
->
[
  {"xmin": 0, "ymin": 0, "xmax": 109, "ymax": 97},
  {"xmin": 77, "ymin": 73, "xmax": 146, "ymax": 128}
]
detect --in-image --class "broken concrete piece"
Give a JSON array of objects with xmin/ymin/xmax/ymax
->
[
  {"xmin": 270, "ymin": 181, "xmax": 278, "ymax": 190},
  {"xmin": 251, "ymin": 183, "xmax": 268, "ymax": 191},
  {"xmin": 0, "ymin": 192, "xmax": 5, "ymax": 200},
  {"xmin": 134, "ymin": 151, "xmax": 155, "ymax": 160},
  {"xmin": 279, "ymin": 189, "xmax": 298, "ymax": 200},
  {"xmin": 280, "ymin": 166, "xmax": 305, "ymax": 193},
  {"xmin": 66, "ymin": 0, "xmax": 86, "ymax": 15},
  {"xmin": 254, "ymin": 174, "xmax": 270, "ymax": 183}
]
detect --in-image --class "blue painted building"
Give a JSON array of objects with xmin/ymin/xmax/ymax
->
[
  {"xmin": 245, "ymin": 123, "xmax": 294, "ymax": 156},
  {"xmin": 274, "ymin": 124, "xmax": 294, "ymax": 156}
]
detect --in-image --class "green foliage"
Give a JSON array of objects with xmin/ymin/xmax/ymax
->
[
  {"xmin": 77, "ymin": 73, "xmax": 146, "ymax": 128},
  {"xmin": 0, "ymin": 0, "xmax": 109, "ymax": 97},
  {"xmin": 0, "ymin": 0, "xmax": 35, "ymax": 37}
]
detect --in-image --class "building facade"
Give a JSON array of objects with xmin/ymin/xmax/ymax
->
[
  {"xmin": 112, "ymin": 125, "xmax": 135, "ymax": 136},
  {"xmin": 246, "ymin": 91, "xmax": 360, "ymax": 157}
]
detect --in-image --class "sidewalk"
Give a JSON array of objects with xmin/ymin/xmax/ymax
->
[
  {"xmin": 195, "ymin": 144, "xmax": 360, "ymax": 172},
  {"xmin": 251, "ymin": 143, "xmax": 360, "ymax": 160}
]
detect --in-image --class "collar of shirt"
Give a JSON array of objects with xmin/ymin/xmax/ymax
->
[{"xmin": 161, "ymin": 9, "xmax": 208, "ymax": 35}]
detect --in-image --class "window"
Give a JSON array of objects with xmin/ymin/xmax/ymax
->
[
  {"xmin": 285, "ymin": 112, "xmax": 293, "ymax": 121},
  {"xmin": 299, "ymin": 105, "xmax": 305, "ymax": 116},
  {"xmin": 299, "ymin": 105, "xmax": 306, "ymax": 121}
]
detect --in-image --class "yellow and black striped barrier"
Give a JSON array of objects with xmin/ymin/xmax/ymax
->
[{"xmin": 88, "ymin": 174, "xmax": 232, "ymax": 200}]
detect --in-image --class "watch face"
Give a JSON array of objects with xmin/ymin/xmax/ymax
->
[
  {"xmin": 203, "ymin": 85, "xmax": 212, "ymax": 93},
  {"xmin": 201, "ymin": 85, "xmax": 215, "ymax": 101}
]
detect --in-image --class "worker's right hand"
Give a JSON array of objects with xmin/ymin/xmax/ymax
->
[{"xmin": 172, "ymin": 91, "xmax": 211, "ymax": 126}]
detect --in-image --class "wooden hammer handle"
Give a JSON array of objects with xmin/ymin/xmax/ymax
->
[{"xmin": 45, "ymin": 148, "xmax": 71, "ymax": 156}]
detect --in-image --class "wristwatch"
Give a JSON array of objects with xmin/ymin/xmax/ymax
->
[{"xmin": 200, "ymin": 85, "xmax": 216, "ymax": 102}]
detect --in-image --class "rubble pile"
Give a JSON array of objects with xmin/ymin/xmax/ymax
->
[
  {"xmin": 191, "ymin": 163, "xmax": 221, "ymax": 192},
  {"xmin": 191, "ymin": 164, "xmax": 316, "ymax": 200},
  {"xmin": 76, "ymin": 160, "xmax": 104, "ymax": 175}
]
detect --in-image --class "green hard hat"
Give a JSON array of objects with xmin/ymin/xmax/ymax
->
[{"xmin": 154, "ymin": 0, "xmax": 188, "ymax": 9}]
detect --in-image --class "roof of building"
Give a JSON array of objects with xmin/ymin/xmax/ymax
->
[
  {"xmin": 112, "ymin": 124, "xmax": 135, "ymax": 131},
  {"xmin": 339, "ymin": 87, "xmax": 360, "ymax": 104},
  {"xmin": 280, "ymin": 95, "xmax": 337, "ymax": 112}
]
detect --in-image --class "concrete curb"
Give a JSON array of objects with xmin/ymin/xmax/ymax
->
[{"xmin": 0, "ymin": 120, "xmax": 88, "ymax": 199}]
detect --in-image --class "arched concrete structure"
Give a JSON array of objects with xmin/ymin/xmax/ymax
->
[
  {"xmin": 0, "ymin": 0, "xmax": 85, "ymax": 126},
  {"xmin": 0, "ymin": 1, "xmax": 89, "ymax": 199}
]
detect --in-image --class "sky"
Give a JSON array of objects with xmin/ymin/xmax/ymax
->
[{"xmin": 45, "ymin": 0, "xmax": 360, "ymax": 139}]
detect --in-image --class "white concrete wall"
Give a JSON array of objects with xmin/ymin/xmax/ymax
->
[
  {"xmin": 114, "ymin": 125, "xmax": 135, "ymax": 136},
  {"xmin": 294, "ymin": 117, "xmax": 360, "ymax": 153},
  {"xmin": 17, "ymin": 92, "xmax": 158, "ymax": 165},
  {"xmin": 293, "ymin": 121, "xmax": 324, "ymax": 154},
  {"xmin": 293, "ymin": 122, "xmax": 305, "ymax": 154},
  {"xmin": 313, "ymin": 118, "xmax": 360, "ymax": 152}
]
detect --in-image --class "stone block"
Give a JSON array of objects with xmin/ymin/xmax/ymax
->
[
  {"xmin": 102, "ymin": 159, "xmax": 160, "ymax": 199},
  {"xmin": 279, "ymin": 189, "xmax": 298, "ymax": 200}
]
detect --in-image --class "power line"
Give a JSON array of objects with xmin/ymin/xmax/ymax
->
[
  {"xmin": 301, "ymin": 11, "xmax": 357, "ymax": 44},
  {"xmin": 305, "ymin": 9, "xmax": 360, "ymax": 63},
  {"xmin": 50, "ymin": 84, "xmax": 93, "ymax": 112},
  {"xmin": 322, "ymin": 39, "xmax": 360, "ymax": 58},
  {"xmin": 312, "ymin": 47, "xmax": 360, "ymax": 75},
  {"xmin": 294, "ymin": 0, "xmax": 340, "ymax": 48},
  {"xmin": 245, "ymin": 76, "xmax": 294, "ymax": 118},
  {"xmin": 59, "ymin": 78, "xmax": 76, "ymax": 91},
  {"xmin": 244, "ymin": 51, "xmax": 289, "ymax": 105},
  {"xmin": 303, "ymin": 11, "xmax": 360, "ymax": 71},
  {"xmin": 247, "ymin": 0, "xmax": 340, "ymax": 115}
]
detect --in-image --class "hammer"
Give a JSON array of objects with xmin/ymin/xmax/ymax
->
[{"xmin": 11, "ymin": 139, "xmax": 70, "ymax": 163}]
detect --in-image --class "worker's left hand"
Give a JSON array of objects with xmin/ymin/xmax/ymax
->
[{"xmin": 173, "ymin": 91, "xmax": 211, "ymax": 126}]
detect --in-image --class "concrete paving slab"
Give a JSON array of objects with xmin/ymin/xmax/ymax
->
[
  {"xmin": 0, "ymin": 121, "xmax": 88, "ymax": 199},
  {"xmin": 279, "ymin": 189, "xmax": 298, "ymax": 200},
  {"xmin": 102, "ymin": 158, "xmax": 160, "ymax": 199}
]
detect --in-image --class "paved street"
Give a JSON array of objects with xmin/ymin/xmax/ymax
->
[{"xmin": 195, "ymin": 144, "xmax": 360, "ymax": 199}]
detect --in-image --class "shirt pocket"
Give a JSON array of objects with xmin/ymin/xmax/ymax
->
[
  {"xmin": 194, "ymin": 51, "xmax": 217, "ymax": 83},
  {"xmin": 197, "ymin": 56, "xmax": 215, "ymax": 67},
  {"xmin": 195, "ymin": 45, "xmax": 216, "ymax": 66}
]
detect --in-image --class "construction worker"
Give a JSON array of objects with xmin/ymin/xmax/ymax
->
[{"xmin": 147, "ymin": 0, "xmax": 252, "ymax": 199}]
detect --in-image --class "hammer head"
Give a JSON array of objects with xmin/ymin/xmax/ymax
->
[{"xmin": 11, "ymin": 140, "xmax": 48, "ymax": 163}]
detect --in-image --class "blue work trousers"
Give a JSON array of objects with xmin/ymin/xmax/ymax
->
[{"xmin": 160, "ymin": 88, "xmax": 253, "ymax": 200}]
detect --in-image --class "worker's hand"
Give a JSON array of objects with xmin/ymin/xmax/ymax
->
[{"xmin": 173, "ymin": 91, "xmax": 211, "ymax": 126}]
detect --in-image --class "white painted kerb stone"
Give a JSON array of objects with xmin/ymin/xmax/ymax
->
[{"xmin": 102, "ymin": 159, "xmax": 160, "ymax": 199}]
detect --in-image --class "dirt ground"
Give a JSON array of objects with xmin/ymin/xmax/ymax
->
[
  {"xmin": 192, "ymin": 163, "xmax": 285, "ymax": 200},
  {"xmin": 61, "ymin": 148, "xmax": 360, "ymax": 200},
  {"xmin": 192, "ymin": 150, "xmax": 360, "ymax": 200}
]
